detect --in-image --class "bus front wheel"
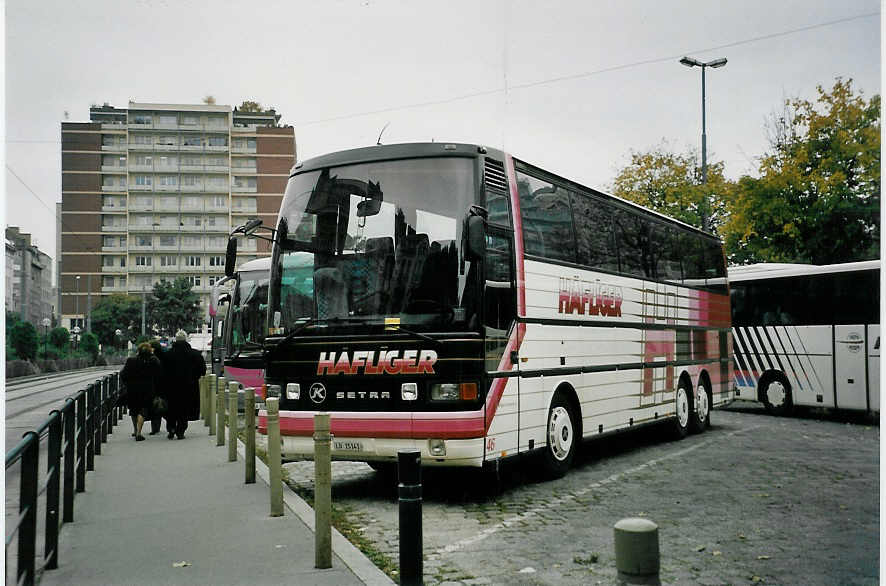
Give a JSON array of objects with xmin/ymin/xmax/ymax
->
[
  {"xmin": 761, "ymin": 373, "xmax": 792, "ymax": 416},
  {"xmin": 542, "ymin": 393, "xmax": 577, "ymax": 478}
]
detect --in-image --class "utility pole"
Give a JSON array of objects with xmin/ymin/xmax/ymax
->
[{"xmin": 86, "ymin": 274, "xmax": 92, "ymax": 333}]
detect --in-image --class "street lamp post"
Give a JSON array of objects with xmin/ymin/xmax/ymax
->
[
  {"xmin": 42, "ymin": 317, "xmax": 51, "ymax": 357},
  {"xmin": 72, "ymin": 326, "xmax": 81, "ymax": 353},
  {"xmin": 74, "ymin": 275, "xmax": 81, "ymax": 332},
  {"xmin": 679, "ymin": 55, "xmax": 727, "ymax": 233}
]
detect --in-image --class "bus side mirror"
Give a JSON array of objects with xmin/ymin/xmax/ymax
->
[
  {"xmin": 224, "ymin": 238, "xmax": 237, "ymax": 277},
  {"xmin": 466, "ymin": 215, "xmax": 486, "ymax": 260}
]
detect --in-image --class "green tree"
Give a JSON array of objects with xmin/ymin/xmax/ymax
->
[
  {"xmin": 723, "ymin": 78, "xmax": 880, "ymax": 264},
  {"xmin": 147, "ymin": 277, "xmax": 203, "ymax": 337},
  {"xmin": 90, "ymin": 294, "xmax": 142, "ymax": 347},
  {"xmin": 10, "ymin": 320, "xmax": 38, "ymax": 361},
  {"xmin": 49, "ymin": 327, "xmax": 70, "ymax": 354},
  {"xmin": 80, "ymin": 332, "xmax": 100, "ymax": 360},
  {"xmin": 611, "ymin": 143, "xmax": 733, "ymax": 232},
  {"xmin": 237, "ymin": 100, "xmax": 264, "ymax": 112}
]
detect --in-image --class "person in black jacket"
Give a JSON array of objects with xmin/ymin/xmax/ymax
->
[
  {"xmin": 120, "ymin": 342, "xmax": 163, "ymax": 441},
  {"xmin": 148, "ymin": 339, "xmax": 170, "ymax": 435},
  {"xmin": 164, "ymin": 330, "xmax": 207, "ymax": 439}
]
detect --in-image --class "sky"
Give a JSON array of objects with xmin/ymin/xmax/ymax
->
[{"xmin": 3, "ymin": 0, "xmax": 881, "ymax": 283}]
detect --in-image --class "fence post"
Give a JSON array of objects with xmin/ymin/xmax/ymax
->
[
  {"xmin": 63, "ymin": 398, "xmax": 76, "ymax": 521},
  {"xmin": 614, "ymin": 518, "xmax": 660, "ymax": 586},
  {"xmin": 314, "ymin": 413, "xmax": 332, "ymax": 569},
  {"xmin": 45, "ymin": 411, "xmax": 62, "ymax": 570},
  {"xmin": 216, "ymin": 377, "xmax": 227, "ymax": 447},
  {"xmin": 86, "ymin": 383, "xmax": 96, "ymax": 468},
  {"xmin": 18, "ymin": 431, "xmax": 39, "ymax": 586},
  {"xmin": 245, "ymin": 388, "xmax": 255, "ymax": 484},
  {"xmin": 228, "ymin": 382, "xmax": 238, "ymax": 462},
  {"xmin": 208, "ymin": 374, "xmax": 217, "ymax": 435},
  {"xmin": 398, "ymin": 450, "xmax": 423, "ymax": 586},
  {"xmin": 108, "ymin": 375, "xmax": 116, "ymax": 432},
  {"xmin": 266, "ymin": 397, "xmax": 283, "ymax": 517},
  {"xmin": 76, "ymin": 391, "xmax": 86, "ymax": 492},
  {"xmin": 94, "ymin": 379, "xmax": 104, "ymax": 454},
  {"xmin": 100, "ymin": 377, "xmax": 109, "ymax": 443}
]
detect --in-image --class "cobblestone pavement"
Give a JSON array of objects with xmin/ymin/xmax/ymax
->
[{"xmin": 282, "ymin": 403, "xmax": 879, "ymax": 585}]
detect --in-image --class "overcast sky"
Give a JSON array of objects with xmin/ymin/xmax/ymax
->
[{"xmin": 4, "ymin": 0, "xmax": 881, "ymax": 281}]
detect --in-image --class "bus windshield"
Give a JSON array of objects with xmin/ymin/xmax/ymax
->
[{"xmin": 271, "ymin": 157, "xmax": 478, "ymax": 334}]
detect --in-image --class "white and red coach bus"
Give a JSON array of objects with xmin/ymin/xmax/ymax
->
[
  {"xmin": 729, "ymin": 260, "xmax": 880, "ymax": 415},
  {"xmin": 255, "ymin": 143, "xmax": 731, "ymax": 477}
]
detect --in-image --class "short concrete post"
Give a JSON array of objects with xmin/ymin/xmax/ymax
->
[
  {"xmin": 207, "ymin": 374, "xmax": 217, "ymax": 434},
  {"xmin": 198, "ymin": 376, "xmax": 206, "ymax": 422},
  {"xmin": 314, "ymin": 413, "xmax": 332, "ymax": 569},
  {"xmin": 216, "ymin": 377, "xmax": 227, "ymax": 447},
  {"xmin": 228, "ymin": 382, "xmax": 238, "ymax": 462},
  {"xmin": 614, "ymin": 517, "xmax": 660, "ymax": 585},
  {"xmin": 245, "ymin": 388, "xmax": 255, "ymax": 484},
  {"xmin": 266, "ymin": 398, "xmax": 283, "ymax": 517}
]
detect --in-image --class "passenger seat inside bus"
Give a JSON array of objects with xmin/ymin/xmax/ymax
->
[
  {"xmin": 389, "ymin": 233, "xmax": 430, "ymax": 313},
  {"xmin": 360, "ymin": 236, "xmax": 394, "ymax": 312},
  {"xmin": 314, "ymin": 266, "xmax": 349, "ymax": 319}
]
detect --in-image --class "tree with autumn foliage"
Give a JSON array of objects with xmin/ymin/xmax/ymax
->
[
  {"xmin": 611, "ymin": 142, "xmax": 732, "ymax": 232},
  {"xmin": 721, "ymin": 78, "xmax": 880, "ymax": 264}
]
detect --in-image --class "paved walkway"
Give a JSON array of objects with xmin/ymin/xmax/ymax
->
[{"xmin": 41, "ymin": 416, "xmax": 393, "ymax": 586}]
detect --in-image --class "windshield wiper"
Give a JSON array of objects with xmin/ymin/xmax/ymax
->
[{"xmin": 387, "ymin": 324, "xmax": 441, "ymax": 347}]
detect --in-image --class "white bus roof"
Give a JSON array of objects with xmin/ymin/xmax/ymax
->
[{"xmin": 728, "ymin": 259, "xmax": 881, "ymax": 282}]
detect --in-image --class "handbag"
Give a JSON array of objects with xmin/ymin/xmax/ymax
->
[{"xmin": 152, "ymin": 396, "xmax": 168, "ymax": 416}]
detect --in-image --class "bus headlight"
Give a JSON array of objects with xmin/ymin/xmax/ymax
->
[
  {"xmin": 286, "ymin": 383, "xmax": 300, "ymax": 400},
  {"xmin": 401, "ymin": 383, "xmax": 418, "ymax": 401},
  {"xmin": 430, "ymin": 382, "xmax": 478, "ymax": 401},
  {"xmin": 266, "ymin": 384, "xmax": 281, "ymax": 399}
]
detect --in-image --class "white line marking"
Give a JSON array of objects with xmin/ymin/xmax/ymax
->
[{"xmin": 431, "ymin": 425, "xmax": 762, "ymax": 556}]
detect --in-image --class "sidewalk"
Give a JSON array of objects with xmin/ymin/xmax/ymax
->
[{"xmin": 41, "ymin": 417, "xmax": 393, "ymax": 586}]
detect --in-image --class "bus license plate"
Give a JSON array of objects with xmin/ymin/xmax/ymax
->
[{"xmin": 334, "ymin": 440, "xmax": 364, "ymax": 452}]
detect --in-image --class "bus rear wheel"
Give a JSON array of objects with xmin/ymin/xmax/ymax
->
[
  {"xmin": 542, "ymin": 393, "xmax": 577, "ymax": 478},
  {"xmin": 761, "ymin": 373, "xmax": 792, "ymax": 416},
  {"xmin": 673, "ymin": 382, "xmax": 691, "ymax": 439},
  {"xmin": 689, "ymin": 381, "xmax": 710, "ymax": 434}
]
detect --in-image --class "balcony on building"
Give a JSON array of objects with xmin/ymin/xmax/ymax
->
[
  {"xmin": 101, "ymin": 264, "xmax": 127, "ymax": 274},
  {"xmin": 101, "ymin": 284, "xmax": 129, "ymax": 293},
  {"xmin": 101, "ymin": 164, "xmax": 127, "ymax": 173},
  {"xmin": 102, "ymin": 224, "xmax": 127, "ymax": 232},
  {"xmin": 101, "ymin": 142, "xmax": 127, "ymax": 152}
]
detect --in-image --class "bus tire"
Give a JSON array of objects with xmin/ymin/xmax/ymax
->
[
  {"xmin": 761, "ymin": 373, "xmax": 792, "ymax": 416},
  {"xmin": 673, "ymin": 381, "xmax": 691, "ymax": 439},
  {"xmin": 542, "ymin": 393, "xmax": 577, "ymax": 479},
  {"xmin": 689, "ymin": 379, "xmax": 711, "ymax": 434}
]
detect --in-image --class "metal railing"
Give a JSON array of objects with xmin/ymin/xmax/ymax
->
[{"xmin": 5, "ymin": 373, "xmax": 122, "ymax": 586}]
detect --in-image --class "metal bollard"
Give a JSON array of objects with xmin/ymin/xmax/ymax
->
[
  {"xmin": 207, "ymin": 374, "xmax": 217, "ymax": 433},
  {"xmin": 614, "ymin": 518, "xmax": 660, "ymax": 585},
  {"xmin": 266, "ymin": 397, "xmax": 283, "ymax": 517},
  {"xmin": 398, "ymin": 450, "xmax": 423, "ymax": 586},
  {"xmin": 228, "ymin": 382, "xmax": 238, "ymax": 462},
  {"xmin": 216, "ymin": 377, "xmax": 227, "ymax": 447},
  {"xmin": 245, "ymin": 388, "xmax": 256, "ymax": 484},
  {"xmin": 314, "ymin": 414, "xmax": 332, "ymax": 569}
]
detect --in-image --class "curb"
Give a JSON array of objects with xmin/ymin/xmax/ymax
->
[{"xmin": 235, "ymin": 437, "xmax": 395, "ymax": 586}]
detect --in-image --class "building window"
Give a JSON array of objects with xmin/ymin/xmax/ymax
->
[
  {"xmin": 186, "ymin": 256, "xmax": 201, "ymax": 267},
  {"xmin": 183, "ymin": 136, "xmax": 203, "ymax": 147},
  {"xmin": 158, "ymin": 114, "xmax": 176, "ymax": 126},
  {"xmin": 135, "ymin": 256, "xmax": 152, "ymax": 267},
  {"xmin": 135, "ymin": 154, "xmax": 152, "ymax": 166},
  {"xmin": 132, "ymin": 134, "xmax": 152, "ymax": 145},
  {"xmin": 134, "ymin": 175, "xmax": 152, "ymax": 186},
  {"xmin": 159, "ymin": 255, "xmax": 177, "ymax": 267},
  {"xmin": 209, "ymin": 255, "xmax": 224, "ymax": 267},
  {"xmin": 207, "ymin": 236, "xmax": 225, "ymax": 248},
  {"xmin": 206, "ymin": 156, "xmax": 226, "ymax": 167},
  {"xmin": 136, "ymin": 235, "xmax": 152, "ymax": 247},
  {"xmin": 157, "ymin": 175, "xmax": 177, "ymax": 186},
  {"xmin": 132, "ymin": 114, "xmax": 151, "ymax": 125},
  {"xmin": 182, "ymin": 236, "xmax": 202, "ymax": 248},
  {"xmin": 207, "ymin": 136, "xmax": 227, "ymax": 147},
  {"xmin": 158, "ymin": 235, "xmax": 176, "ymax": 247},
  {"xmin": 185, "ymin": 275, "xmax": 202, "ymax": 287},
  {"xmin": 182, "ymin": 115, "xmax": 198, "ymax": 126}
]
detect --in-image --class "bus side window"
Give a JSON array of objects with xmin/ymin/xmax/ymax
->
[
  {"xmin": 572, "ymin": 190, "xmax": 619, "ymax": 273},
  {"xmin": 613, "ymin": 209, "xmax": 647, "ymax": 278},
  {"xmin": 516, "ymin": 170, "xmax": 577, "ymax": 263}
]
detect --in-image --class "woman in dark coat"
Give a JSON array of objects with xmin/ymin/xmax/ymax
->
[
  {"xmin": 164, "ymin": 330, "xmax": 207, "ymax": 439},
  {"xmin": 120, "ymin": 342, "xmax": 163, "ymax": 441}
]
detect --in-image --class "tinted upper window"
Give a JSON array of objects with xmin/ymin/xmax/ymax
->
[
  {"xmin": 516, "ymin": 170, "xmax": 576, "ymax": 263},
  {"xmin": 572, "ymin": 191, "xmax": 619, "ymax": 273}
]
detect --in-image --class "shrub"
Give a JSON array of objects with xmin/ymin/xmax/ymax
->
[{"xmin": 6, "ymin": 360, "xmax": 39, "ymax": 378}]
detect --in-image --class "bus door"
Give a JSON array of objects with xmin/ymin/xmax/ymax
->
[
  {"xmin": 868, "ymin": 325, "xmax": 880, "ymax": 412},
  {"xmin": 834, "ymin": 325, "xmax": 869, "ymax": 411}
]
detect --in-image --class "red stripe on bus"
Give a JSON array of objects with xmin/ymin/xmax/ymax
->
[{"xmin": 258, "ymin": 410, "xmax": 485, "ymax": 439}]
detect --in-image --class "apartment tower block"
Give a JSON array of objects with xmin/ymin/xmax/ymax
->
[{"xmin": 59, "ymin": 101, "xmax": 295, "ymax": 331}]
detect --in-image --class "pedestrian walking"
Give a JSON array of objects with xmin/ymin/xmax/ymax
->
[
  {"xmin": 119, "ymin": 342, "xmax": 163, "ymax": 441},
  {"xmin": 149, "ymin": 339, "xmax": 170, "ymax": 435},
  {"xmin": 164, "ymin": 330, "xmax": 206, "ymax": 439}
]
